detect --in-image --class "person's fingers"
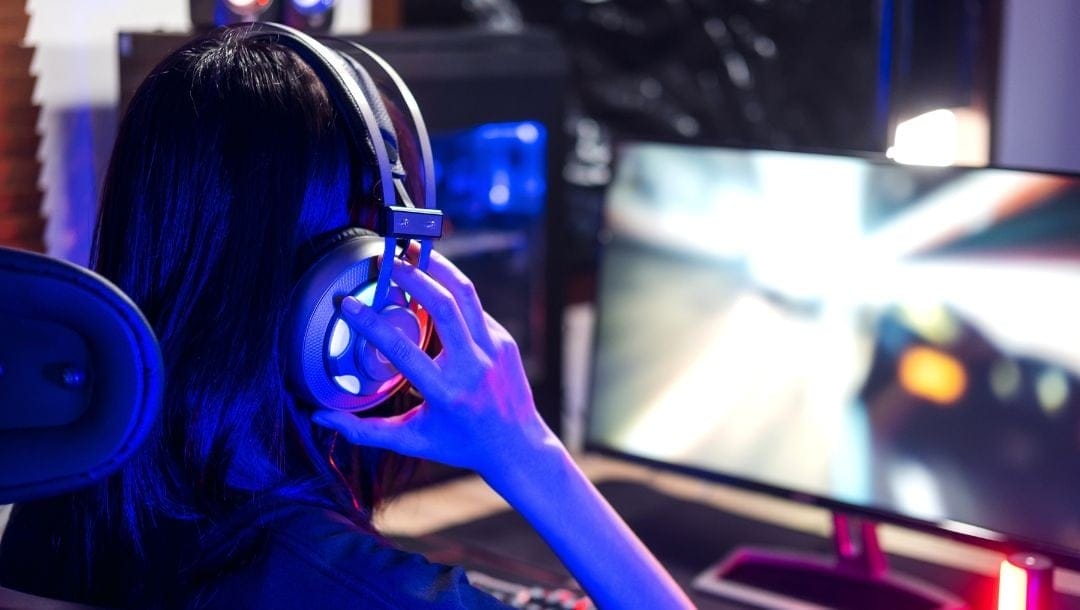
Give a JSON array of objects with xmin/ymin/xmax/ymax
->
[
  {"xmin": 311, "ymin": 408, "xmax": 426, "ymax": 455},
  {"xmin": 423, "ymin": 250, "xmax": 496, "ymax": 354},
  {"xmin": 340, "ymin": 296, "xmax": 449, "ymax": 401},
  {"xmin": 383, "ymin": 247, "xmax": 495, "ymax": 354},
  {"xmin": 388, "ymin": 259, "xmax": 481, "ymax": 360}
]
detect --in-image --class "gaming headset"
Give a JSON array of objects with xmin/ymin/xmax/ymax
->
[{"xmin": 240, "ymin": 23, "xmax": 444, "ymax": 412}]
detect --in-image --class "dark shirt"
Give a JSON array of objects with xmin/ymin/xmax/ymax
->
[{"xmin": 0, "ymin": 499, "xmax": 509, "ymax": 609}]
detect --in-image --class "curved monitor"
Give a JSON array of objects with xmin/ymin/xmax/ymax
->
[{"xmin": 586, "ymin": 141, "xmax": 1080, "ymax": 566}]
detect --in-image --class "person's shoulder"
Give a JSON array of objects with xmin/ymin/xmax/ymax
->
[{"xmin": 189, "ymin": 502, "xmax": 507, "ymax": 610}]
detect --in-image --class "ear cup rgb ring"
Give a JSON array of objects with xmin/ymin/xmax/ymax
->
[{"xmin": 287, "ymin": 231, "xmax": 431, "ymax": 412}]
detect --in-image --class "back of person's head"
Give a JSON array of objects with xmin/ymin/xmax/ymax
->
[{"xmin": 38, "ymin": 25, "xmax": 409, "ymax": 600}]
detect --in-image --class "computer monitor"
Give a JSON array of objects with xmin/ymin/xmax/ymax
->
[{"xmin": 586, "ymin": 141, "xmax": 1080, "ymax": 606}]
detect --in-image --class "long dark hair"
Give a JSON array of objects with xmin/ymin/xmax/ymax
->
[{"xmin": 11, "ymin": 26, "xmax": 410, "ymax": 605}]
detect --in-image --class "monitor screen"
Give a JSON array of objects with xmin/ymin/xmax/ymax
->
[{"xmin": 587, "ymin": 142, "xmax": 1080, "ymax": 559}]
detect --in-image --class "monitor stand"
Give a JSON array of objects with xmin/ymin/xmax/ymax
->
[{"xmin": 692, "ymin": 513, "xmax": 970, "ymax": 610}]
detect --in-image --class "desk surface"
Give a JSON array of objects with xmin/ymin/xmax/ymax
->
[{"xmin": 377, "ymin": 453, "xmax": 1080, "ymax": 609}]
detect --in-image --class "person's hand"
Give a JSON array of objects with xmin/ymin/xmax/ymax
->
[
  {"xmin": 313, "ymin": 252, "xmax": 695, "ymax": 610},
  {"xmin": 310, "ymin": 250, "xmax": 561, "ymax": 481}
]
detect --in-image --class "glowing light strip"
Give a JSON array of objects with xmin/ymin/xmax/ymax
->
[{"xmin": 998, "ymin": 559, "xmax": 1029, "ymax": 610}]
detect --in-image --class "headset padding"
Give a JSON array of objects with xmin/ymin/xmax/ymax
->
[{"xmin": 336, "ymin": 52, "xmax": 404, "ymax": 177}]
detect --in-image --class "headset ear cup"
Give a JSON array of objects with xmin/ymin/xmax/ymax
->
[{"xmin": 287, "ymin": 230, "xmax": 432, "ymax": 412}]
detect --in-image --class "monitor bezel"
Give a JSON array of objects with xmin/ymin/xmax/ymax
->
[{"xmin": 583, "ymin": 138, "xmax": 1080, "ymax": 571}]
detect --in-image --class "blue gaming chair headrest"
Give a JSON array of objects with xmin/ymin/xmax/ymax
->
[{"xmin": 0, "ymin": 247, "xmax": 163, "ymax": 503}]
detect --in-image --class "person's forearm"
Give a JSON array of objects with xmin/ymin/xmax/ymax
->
[{"xmin": 483, "ymin": 436, "xmax": 694, "ymax": 610}]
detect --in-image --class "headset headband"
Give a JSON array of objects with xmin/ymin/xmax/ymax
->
[
  {"xmin": 320, "ymin": 37, "xmax": 439, "ymax": 283},
  {"xmin": 239, "ymin": 23, "xmax": 442, "ymax": 307}
]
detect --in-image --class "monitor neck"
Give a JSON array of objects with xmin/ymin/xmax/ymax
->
[{"xmin": 834, "ymin": 513, "xmax": 889, "ymax": 578}]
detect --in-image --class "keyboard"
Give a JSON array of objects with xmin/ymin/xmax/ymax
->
[
  {"xmin": 392, "ymin": 533, "xmax": 595, "ymax": 609},
  {"xmin": 466, "ymin": 570, "xmax": 595, "ymax": 610}
]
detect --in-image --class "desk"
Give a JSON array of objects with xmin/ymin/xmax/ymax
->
[{"xmin": 377, "ymin": 453, "xmax": 1080, "ymax": 609}]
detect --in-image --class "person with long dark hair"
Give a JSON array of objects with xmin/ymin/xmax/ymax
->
[{"xmin": 0, "ymin": 25, "xmax": 691, "ymax": 609}]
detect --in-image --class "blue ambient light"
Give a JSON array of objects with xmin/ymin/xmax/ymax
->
[{"xmin": 430, "ymin": 121, "xmax": 547, "ymax": 225}]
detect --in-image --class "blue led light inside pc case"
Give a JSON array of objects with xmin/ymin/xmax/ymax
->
[
  {"xmin": 430, "ymin": 121, "xmax": 547, "ymax": 225},
  {"xmin": 427, "ymin": 120, "xmax": 548, "ymax": 379}
]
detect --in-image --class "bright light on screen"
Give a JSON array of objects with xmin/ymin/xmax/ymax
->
[{"xmin": 588, "ymin": 142, "xmax": 1080, "ymax": 556}]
